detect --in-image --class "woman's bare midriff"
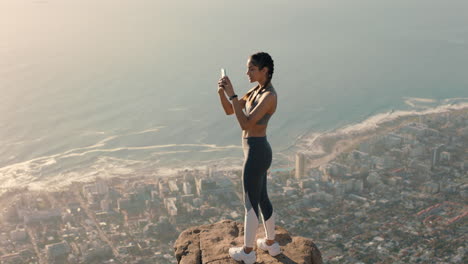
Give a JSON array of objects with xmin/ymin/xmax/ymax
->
[{"xmin": 242, "ymin": 125, "xmax": 268, "ymax": 138}]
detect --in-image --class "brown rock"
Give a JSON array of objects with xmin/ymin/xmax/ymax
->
[{"xmin": 174, "ymin": 219, "xmax": 322, "ymax": 264}]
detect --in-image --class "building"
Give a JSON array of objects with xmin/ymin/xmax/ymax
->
[
  {"xmin": 23, "ymin": 208, "xmax": 62, "ymax": 224},
  {"xmin": 168, "ymin": 180, "xmax": 179, "ymax": 193},
  {"xmin": 334, "ymin": 182, "xmax": 346, "ymax": 196},
  {"xmin": 309, "ymin": 191, "xmax": 333, "ymax": 203},
  {"xmin": 383, "ymin": 133, "xmax": 403, "ymax": 149},
  {"xmin": 282, "ymin": 186, "xmax": 297, "ymax": 196},
  {"xmin": 10, "ymin": 227, "xmax": 27, "ymax": 242},
  {"xmin": 181, "ymin": 194, "xmax": 195, "ymax": 204},
  {"xmin": 423, "ymin": 182, "xmax": 440, "ymax": 194},
  {"xmin": 117, "ymin": 198, "xmax": 131, "ymax": 211},
  {"xmin": 299, "ymin": 178, "xmax": 318, "ymax": 192},
  {"xmin": 308, "ymin": 168, "xmax": 322, "ymax": 180},
  {"xmin": 183, "ymin": 182, "xmax": 192, "ymax": 195},
  {"xmin": 117, "ymin": 193, "xmax": 145, "ymax": 215},
  {"xmin": 158, "ymin": 181, "xmax": 170, "ymax": 199},
  {"xmin": 45, "ymin": 241, "xmax": 71, "ymax": 263},
  {"xmin": 440, "ymin": 151, "xmax": 451, "ymax": 164},
  {"xmin": 295, "ymin": 152, "xmax": 306, "ymax": 179},
  {"xmin": 431, "ymin": 144, "xmax": 445, "ymax": 168},
  {"xmin": 164, "ymin": 197, "xmax": 178, "ymax": 216},
  {"xmin": 409, "ymin": 144, "xmax": 426, "ymax": 158},
  {"xmin": 95, "ymin": 178, "xmax": 109, "ymax": 195},
  {"xmin": 100, "ymin": 198, "xmax": 110, "ymax": 212},
  {"xmin": 207, "ymin": 165, "xmax": 218, "ymax": 178},
  {"xmin": 195, "ymin": 177, "xmax": 217, "ymax": 196},
  {"xmin": 320, "ymin": 162, "xmax": 349, "ymax": 182},
  {"xmin": 353, "ymin": 179, "xmax": 364, "ymax": 193},
  {"xmin": 400, "ymin": 122, "xmax": 427, "ymax": 137},
  {"xmin": 367, "ymin": 171, "xmax": 382, "ymax": 186}
]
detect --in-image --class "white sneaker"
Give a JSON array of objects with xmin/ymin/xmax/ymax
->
[
  {"xmin": 256, "ymin": 238, "xmax": 281, "ymax": 256},
  {"xmin": 228, "ymin": 246, "xmax": 256, "ymax": 264}
]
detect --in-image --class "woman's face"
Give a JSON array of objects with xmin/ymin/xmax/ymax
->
[{"xmin": 246, "ymin": 59, "xmax": 268, "ymax": 83}]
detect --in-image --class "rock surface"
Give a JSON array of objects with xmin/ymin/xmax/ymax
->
[{"xmin": 174, "ymin": 219, "xmax": 323, "ymax": 264}]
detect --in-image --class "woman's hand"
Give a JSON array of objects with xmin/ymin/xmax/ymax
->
[
  {"xmin": 217, "ymin": 79, "xmax": 225, "ymax": 94},
  {"xmin": 219, "ymin": 76, "xmax": 235, "ymax": 97}
]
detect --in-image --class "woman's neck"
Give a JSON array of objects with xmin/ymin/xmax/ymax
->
[
  {"xmin": 257, "ymin": 77, "xmax": 270, "ymax": 87},
  {"xmin": 258, "ymin": 81, "xmax": 272, "ymax": 90}
]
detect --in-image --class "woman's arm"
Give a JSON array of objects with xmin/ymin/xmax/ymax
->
[
  {"xmin": 221, "ymin": 76, "xmax": 273, "ymax": 130},
  {"xmin": 218, "ymin": 88, "xmax": 234, "ymax": 115},
  {"xmin": 218, "ymin": 84, "xmax": 246, "ymax": 115},
  {"xmin": 231, "ymin": 93, "xmax": 274, "ymax": 130}
]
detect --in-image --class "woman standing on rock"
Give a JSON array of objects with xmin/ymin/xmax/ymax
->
[{"xmin": 218, "ymin": 52, "xmax": 281, "ymax": 263}]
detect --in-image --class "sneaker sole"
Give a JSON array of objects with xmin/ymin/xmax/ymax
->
[{"xmin": 229, "ymin": 249, "xmax": 256, "ymax": 264}]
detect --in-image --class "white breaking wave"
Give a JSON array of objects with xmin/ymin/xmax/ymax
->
[
  {"xmin": 60, "ymin": 143, "xmax": 240, "ymax": 158},
  {"xmin": 0, "ymin": 125, "xmax": 243, "ymax": 193},
  {"xmin": 403, "ymin": 97, "xmax": 437, "ymax": 108},
  {"xmin": 339, "ymin": 99, "xmax": 468, "ymax": 135},
  {"xmin": 128, "ymin": 126, "xmax": 165, "ymax": 135}
]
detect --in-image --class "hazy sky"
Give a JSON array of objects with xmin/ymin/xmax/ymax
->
[
  {"xmin": 2, "ymin": 0, "xmax": 467, "ymax": 91},
  {"xmin": 1, "ymin": 0, "xmax": 467, "ymax": 134}
]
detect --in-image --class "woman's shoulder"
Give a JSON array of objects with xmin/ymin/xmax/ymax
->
[
  {"xmin": 262, "ymin": 84, "xmax": 277, "ymax": 96},
  {"xmin": 241, "ymin": 85, "xmax": 260, "ymax": 101}
]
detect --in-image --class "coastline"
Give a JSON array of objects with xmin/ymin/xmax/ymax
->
[{"xmin": 281, "ymin": 102, "xmax": 468, "ymax": 169}]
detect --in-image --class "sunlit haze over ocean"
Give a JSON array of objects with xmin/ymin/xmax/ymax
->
[{"xmin": 1, "ymin": 0, "xmax": 468, "ymax": 191}]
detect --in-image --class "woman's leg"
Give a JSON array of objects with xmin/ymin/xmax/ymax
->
[
  {"xmin": 241, "ymin": 137, "xmax": 274, "ymax": 250},
  {"xmin": 242, "ymin": 156, "xmax": 263, "ymax": 249},
  {"xmin": 259, "ymin": 170, "xmax": 276, "ymax": 242}
]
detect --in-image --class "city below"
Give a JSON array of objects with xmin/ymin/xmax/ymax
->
[{"xmin": 0, "ymin": 108, "xmax": 467, "ymax": 264}]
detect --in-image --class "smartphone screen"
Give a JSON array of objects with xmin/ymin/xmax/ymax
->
[{"xmin": 221, "ymin": 68, "xmax": 226, "ymax": 77}]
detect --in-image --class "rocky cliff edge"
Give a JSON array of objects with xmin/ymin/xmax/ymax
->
[{"xmin": 174, "ymin": 219, "xmax": 323, "ymax": 264}]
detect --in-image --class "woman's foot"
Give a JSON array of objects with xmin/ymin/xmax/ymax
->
[
  {"xmin": 256, "ymin": 238, "xmax": 281, "ymax": 256},
  {"xmin": 229, "ymin": 246, "xmax": 256, "ymax": 264}
]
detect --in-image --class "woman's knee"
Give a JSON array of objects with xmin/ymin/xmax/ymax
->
[{"xmin": 260, "ymin": 200, "xmax": 273, "ymax": 219}]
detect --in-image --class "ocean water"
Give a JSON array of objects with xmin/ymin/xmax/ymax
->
[{"xmin": 1, "ymin": 0, "xmax": 468, "ymax": 190}]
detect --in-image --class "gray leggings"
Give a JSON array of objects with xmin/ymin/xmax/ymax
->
[{"xmin": 242, "ymin": 136, "xmax": 276, "ymax": 247}]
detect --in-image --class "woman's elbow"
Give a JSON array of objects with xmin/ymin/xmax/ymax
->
[{"xmin": 240, "ymin": 123, "xmax": 251, "ymax": 130}]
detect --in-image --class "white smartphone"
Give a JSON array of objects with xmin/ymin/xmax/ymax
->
[{"xmin": 221, "ymin": 68, "xmax": 226, "ymax": 77}]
